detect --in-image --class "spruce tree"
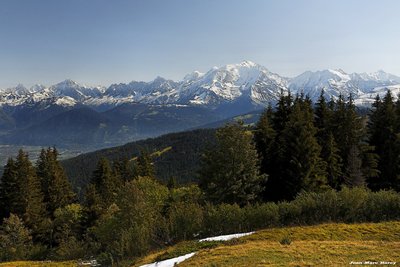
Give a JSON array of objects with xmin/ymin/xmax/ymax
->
[
  {"xmin": 323, "ymin": 133, "xmax": 343, "ymax": 189},
  {"xmin": 36, "ymin": 147, "xmax": 75, "ymax": 216},
  {"xmin": 0, "ymin": 158, "xmax": 18, "ymax": 219},
  {"xmin": 368, "ymin": 91, "xmax": 399, "ymax": 190},
  {"xmin": 14, "ymin": 150, "xmax": 47, "ymax": 236},
  {"xmin": 135, "ymin": 149, "xmax": 155, "ymax": 178},
  {"xmin": 254, "ymin": 105, "xmax": 276, "ymax": 176},
  {"xmin": 273, "ymin": 90, "xmax": 293, "ymax": 134},
  {"xmin": 279, "ymin": 96, "xmax": 328, "ymax": 198},
  {"xmin": 199, "ymin": 122, "xmax": 267, "ymax": 205},
  {"xmin": 90, "ymin": 158, "xmax": 121, "ymax": 207},
  {"xmin": 345, "ymin": 145, "xmax": 365, "ymax": 187}
]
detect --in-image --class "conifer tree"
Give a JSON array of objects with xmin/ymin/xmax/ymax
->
[
  {"xmin": 254, "ymin": 105, "xmax": 276, "ymax": 176},
  {"xmin": 345, "ymin": 145, "xmax": 365, "ymax": 187},
  {"xmin": 90, "ymin": 158, "xmax": 121, "ymax": 208},
  {"xmin": 279, "ymin": 96, "xmax": 328, "ymax": 198},
  {"xmin": 14, "ymin": 150, "xmax": 47, "ymax": 236},
  {"xmin": 273, "ymin": 90, "xmax": 293, "ymax": 134},
  {"xmin": 0, "ymin": 158, "xmax": 18, "ymax": 219},
  {"xmin": 323, "ymin": 133, "xmax": 343, "ymax": 189},
  {"xmin": 199, "ymin": 122, "xmax": 267, "ymax": 205},
  {"xmin": 36, "ymin": 147, "xmax": 75, "ymax": 216},
  {"xmin": 368, "ymin": 91, "xmax": 399, "ymax": 190},
  {"xmin": 135, "ymin": 149, "xmax": 155, "ymax": 178}
]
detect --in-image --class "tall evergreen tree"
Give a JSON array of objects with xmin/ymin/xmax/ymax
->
[
  {"xmin": 14, "ymin": 150, "xmax": 47, "ymax": 236},
  {"xmin": 254, "ymin": 105, "xmax": 276, "ymax": 176},
  {"xmin": 199, "ymin": 122, "xmax": 267, "ymax": 205},
  {"xmin": 368, "ymin": 91, "xmax": 399, "ymax": 190},
  {"xmin": 322, "ymin": 133, "xmax": 343, "ymax": 189},
  {"xmin": 279, "ymin": 96, "xmax": 328, "ymax": 199},
  {"xmin": 135, "ymin": 149, "xmax": 155, "ymax": 178},
  {"xmin": 90, "ymin": 158, "xmax": 121, "ymax": 207},
  {"xmin": 36, "ymin": 147, "xmax": 75, "ymax": 216},
  {"xmin": 273, "ymin": 90, "xmax": 293, "ymax": 134},
  {"xmin": 0, "ymin": 158, "xmax": 18, "ymax": 219},
  {"xmin": 345, "ymin": 145, "xmax": 365, "ymax": 187}
]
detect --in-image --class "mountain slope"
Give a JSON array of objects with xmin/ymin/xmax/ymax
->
[{"xmin": 61, "ymin": 129, "xmax": 217, "ymax": 192}]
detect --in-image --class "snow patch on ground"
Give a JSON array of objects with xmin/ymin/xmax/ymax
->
[
  {"xmin": 139, "ymin": 252, "xmax": 196, "ymax": 267},
  {"xmin": 199, "ymin": 231, "xmax": 255, "ymax": 242}
]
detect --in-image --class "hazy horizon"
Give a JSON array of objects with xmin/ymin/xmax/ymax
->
[{"xmin": 1, "ymin": 0, "xmax": 399, "ymax": 88}]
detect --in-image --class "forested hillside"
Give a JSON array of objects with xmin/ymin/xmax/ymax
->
[{"xmin": 61, "ymin": 129, "xmax": 216, "ymax": 193}]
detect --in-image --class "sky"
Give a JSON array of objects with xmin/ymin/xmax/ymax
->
[{"xmin": 0, "ymin": 0, "xmax": 399, "ymax": 88}]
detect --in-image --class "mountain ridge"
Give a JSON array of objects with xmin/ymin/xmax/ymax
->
[{"xmin": 2, "ymin": 61, "xmax": 399, "ymax": 111}]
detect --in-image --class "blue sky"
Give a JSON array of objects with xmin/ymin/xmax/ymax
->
[{"xmin": 0, "ymin": 0, "xmax": 399, "ymax": 88}]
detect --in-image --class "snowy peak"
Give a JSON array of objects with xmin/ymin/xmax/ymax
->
[
  {"xmin": 1, "ymin": 62, "xmax": 400, "ymax": 109},
  {"xmin": 288, "ymin": 68, "xmax": 400, "ymax": 100},
  {"xmin": 49, "ymin": 79, "xmax": 103, "ymax": 101}
]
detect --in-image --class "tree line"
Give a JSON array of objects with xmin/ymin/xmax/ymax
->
[
  {"xmin": 0, "ymin": 90, "xmax": 399, "ymax": 264},
  {"xmin": 201, "ymin": 90, "xmax": 399, "ymax": 204}
]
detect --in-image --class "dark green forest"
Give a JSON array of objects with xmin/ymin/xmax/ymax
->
[{"xmin": 1, "ymin": 91, "xmax": 400, "ymax": 265}]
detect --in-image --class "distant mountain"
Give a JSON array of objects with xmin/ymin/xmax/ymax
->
[
  {"xmin": 2, "ymin": 61, "xmax": 399, "ymax": 111},
  {"xmin": 1, "ymin": 61, "xmax": 400, "ymax": 149}
]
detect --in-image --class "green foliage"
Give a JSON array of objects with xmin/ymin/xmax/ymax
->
[
  {"xmin": 36, "ymin": 148, "xmax": 75, "ymax": 216},
  {"xmin": 0, "ymin": 158, "xmax": 18, "ymax": 219},
  {"xmin": 0, "ymin": 214, "xmax": 33, "ymax": 261},
  {"xmin": 200, "ymin": 122, "xmax": 267, "ymax": 205},
  {"xmin": 168, "ymin": 202, "xmax": 203, "ymax": 241},
  {"xmin": 91, "ymin": 177, "xmax": 169, "ymax": 261},
  {"xmin": 14, "ymin": 150, "xmax": 47, "ymax": 238},
  {"xmin": 279, "ymin": 235, "xmax": 292, "ymax": 245},
  {"xmin": 279, "ymin": 96, "xmax": 328, "ymax": 198}
]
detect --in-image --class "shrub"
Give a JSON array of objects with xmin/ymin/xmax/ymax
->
[
  {"xmin": 203, "ymin": 203, "xmax": 244, "ymax": 236},
  {"xmin": 243, "ymin": 203, "xmax": 279, "ymax": 230},
  {"xmin": 364, "ymin": 190, "xmax": 400, "ymax": 222}
]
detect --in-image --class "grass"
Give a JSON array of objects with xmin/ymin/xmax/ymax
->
[
  {"xmin": 0, "ymin": 261, "xmax": 76, "ymax": 267},
  {"xmin": 133, "ymin": 221, "xmax": 400, "ymax": 267}
]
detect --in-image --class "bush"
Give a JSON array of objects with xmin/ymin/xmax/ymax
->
[
  {"xmin": 278, "ymin": 201, "xmax": 302, "ymax": 226},
  {"xmin": 243, "ymin": 203, "xmax": 279, "ymax": 230},
  {"xmin": 337, "ymin": 187, "xmax": 369, "ymax": 222},
  {"xmin": 203, "ymin": 203, "xmax": 244, "ymax": 236},
  {"xmin": 168, "ymin": 202, "xmax": 204, "ymax": 241},
  {"xmin": 279, "ymin": 235, "xmax": 292, "ymax": 245},
  {"xmin": 364, "ymin": 190, "xmax": 400, "ymax": 222}
]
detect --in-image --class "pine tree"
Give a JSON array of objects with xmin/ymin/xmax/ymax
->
[
  {"xmin": 14, "ymin": 150, "xmax": 47, "ymax": 236},
  {"xmin": 368, "ymin": 91, "xmax": 399, "ymax": 190},
  {"xmin": 279, "ymin": 96, "xmax": 328, "ymax": 198},
  {"xmin": 345, "ymin": 145, "xmax": 365, "ymax": 187},
  {"xmin": 199, "ymin": 122, "xmax": 267, "ymax": 205},
  {"xmin": 0, "ymin": 158, "xmax": 18, "ymax": 219},
  {"xmin": 273, "ymin": 90, "xmax": 293, "ymax": 134},
  {"xmin": 135, "ymin": 149, "xmax": 155, "ymax": 178},
  {"xmin": 112, "ymin": 158, "xmax": 135, "ymax": 182},
  {"xmin": 323, "ymin": 133, "xmax": 343, "ymax": 189},
  {"xmin": 254, "ymin": 105, "xmax": 276, "ymax": 176},
  {"xmin": 36, "ymin": 147, "xmax": 75, "ymax": 216},
  {"xmin": 90, "ymin": 158, "xmax": 121, "ymax": 207}
]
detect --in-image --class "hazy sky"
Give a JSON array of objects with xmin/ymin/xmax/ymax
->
[{"xmin": 0, "ymin": 0, "xmax": 399, "ymax": 88}]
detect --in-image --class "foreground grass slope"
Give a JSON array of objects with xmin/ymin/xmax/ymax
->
[
  {"xmin": 0, "ymin": 262, "xmax": 75, "ymax": 267},
  {"xmin": 135, "ymin": 222, "xmax": 400, "ymax": 267}
]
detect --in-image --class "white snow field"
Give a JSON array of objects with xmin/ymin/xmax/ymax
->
[
  {"xmin": 139, "ymin": 252, "xmax": 196, "ymax": 267},
  {"xmin": 199, "ymin": 231, "xmax": 255, "ymax": 242},
  {"xmin": 139, "ymin": 231, "xmax": 255, "ymax": 267}
]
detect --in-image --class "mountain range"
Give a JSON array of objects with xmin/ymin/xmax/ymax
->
[{"xmin": 1, "ymin": 60, "xmax": 399, "ymax": 150}]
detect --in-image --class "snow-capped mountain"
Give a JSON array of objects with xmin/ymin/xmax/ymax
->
[
  {"xmin": 1, "ymin": 61, "xmax": 400, "ymax": 110},
  {"xmin": 176, "ymin": 60, "xmax": 288, "ymax": 106},
  {"xmin": 289, "ymin": 69, "xmax": 400, "ymax": 101}
]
